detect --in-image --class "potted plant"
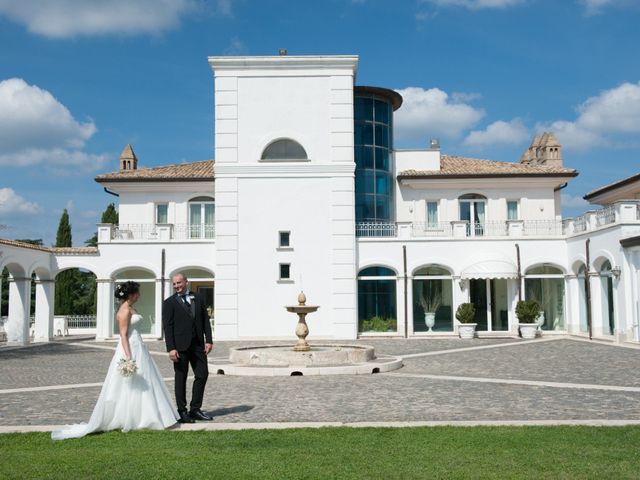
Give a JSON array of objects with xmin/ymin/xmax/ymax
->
[
  {"xmin": 455, "ymin": 303, "xmax": 476, "ymax": 339},
  {"xmin": 516, "ymin": 299, "xmax": 540, "ymax": 339},
  {"xmin": 418, "ymin": 289, "xmax": 441, "ymax": 332}
]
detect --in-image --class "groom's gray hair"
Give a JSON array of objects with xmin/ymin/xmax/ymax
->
[{"xmin": 172, "ymin": 272, "xmax": 188, "ymax": 281}]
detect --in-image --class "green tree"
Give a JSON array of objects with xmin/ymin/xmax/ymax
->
[
  {"xmin": 54, "ymin": 210, "xmax": 76, "ymax": 314},
  {"xmin": 85, "ymin": 203, "xmax": 119, "ymax": 247}
]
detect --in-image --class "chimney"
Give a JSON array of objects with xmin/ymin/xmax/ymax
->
[
  {"xmin": 119, "ymin": 144, "xmax": 138, "ymax": 171},
  {"xmin": 520, "ymin": 132, "xmax": 563, "ymax": 167}
]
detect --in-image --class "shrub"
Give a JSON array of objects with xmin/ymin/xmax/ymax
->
[
  {"xmin": 360, "ymin": 316, "xmax": 397, "ymax": 332},
  {"xmin": 455, "ymin": 303, "xmax": 476, "ymax": 324},
  {"xmin": 516, "ymin": 300, "xmax": 540, "ymax": 323}
]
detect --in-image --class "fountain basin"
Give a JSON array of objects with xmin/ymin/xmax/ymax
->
[
  {"xmin": 211, "ymin": 344, "xmax": 403, "ymax": 376},
  {"xmin": 230, "ymin": 344, "xmax": 375, "ymax": 367}
]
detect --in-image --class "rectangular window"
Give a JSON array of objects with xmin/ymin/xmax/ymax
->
[
  {"xmin": 279, "ymin": 231, "xmax": 291, "ymax": 248},
  {"xmin": 507, "ymin": 201, "xmax": 519, "ymax": 220},
  {"xmin": 426, "ymin": 201, "xmax": 438, "ymax": 227},
  {"xmin": 279, "ymin": 263, "xmax": 291, "ymax": 280},
  {"xmin": 156, "ymin": 204, "xmax": 168, "ymax": 224}
]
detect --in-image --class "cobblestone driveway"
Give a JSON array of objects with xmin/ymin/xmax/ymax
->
[{"xmin": 1, "ymin": 337, "xmax": 639, "ymax": 426}]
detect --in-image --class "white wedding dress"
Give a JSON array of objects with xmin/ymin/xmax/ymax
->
[{"xmin": 52, "ymin": 314, "xmax": 178, "ymax": 440}]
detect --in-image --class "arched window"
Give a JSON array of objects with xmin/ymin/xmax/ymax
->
[
  {"xmin": 261, "ymin": 139, "xmax": 308, "ymax": 161},
  {"xmin": 412, "ymin": 266, "xmax": 453, "ymax": 333},
  {"xmin": 188, "ymin": 196, "xmax": 215, "ymax": 239},
  {"xmin": 357, "ymin": 266, "xmax": 397, "ymax": 333},
  {"xmin": 524, "ymin": 265, "xmax": 565, "ymax": 331},
  {"xmin": 600, "ymin": 260, "xmax": 615, "ymax": 336},
  {"xmin": 459, "ymin": 194, "xmax": 487, "ymax": 236}
]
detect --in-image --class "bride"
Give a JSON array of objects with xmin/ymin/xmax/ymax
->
[{"xmin": 52, "ymin": 281, "xmax": 178, "ymax": 440}]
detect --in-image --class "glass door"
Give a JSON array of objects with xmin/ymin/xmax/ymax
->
[
  {"xmin": 490, "ymin": 279, "xmax": 509, "ymax": 331},
  {"xmin": 469, "ymin": 279, "xmax": 488, "ymax": 330},
  {"xmin": 459, "ymin": 195, "xmax": 486, "ymax": 236}
]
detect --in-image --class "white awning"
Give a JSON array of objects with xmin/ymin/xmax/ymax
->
[{"xmin": 461, "ymin": 259, "xmax": 518, "ymax": 279}]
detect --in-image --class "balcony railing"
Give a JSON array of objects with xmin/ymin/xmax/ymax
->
[
  {"xmin": 356, "ymin": 201, "xmax": 640, "ymax": 240},
  {"xmin": 412, "ymin": 222, "xmax": 453, "ymax": 237},
  {"xmin": 100, "ymin": 223, "xmax": 215, "ymax": 242},
  {"xmin": 355, "ymin": 222, "xmax": 397, "ymax": 238}
]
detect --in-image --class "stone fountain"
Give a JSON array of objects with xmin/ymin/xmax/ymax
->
[
  {"xmin": 211, "ymin": 292, "xmax": 403, "ymax": 376},
  {"xmin": 285, "ymin": 291, "xmax": 318, "ymax": 352}
]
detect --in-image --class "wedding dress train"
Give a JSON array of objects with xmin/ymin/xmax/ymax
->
[{"xmin": 52, "ymin": 314, "xmax": 178, "ymax": 440}]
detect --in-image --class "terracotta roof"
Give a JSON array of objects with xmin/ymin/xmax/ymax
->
[
  {"xmin": 0, "ymin": 239, "xmax": 98, "ymax": 255},
  {"xmin": 584, "ymin": 172, "xmax": 640, "ymax": 201},
  {"xmin": 0, "ymin": 239, "xmax": 51, "ymax": 252},
  {"xmin": 51, "ymin": 247, "xmax": 99, "ymax": 255},
  {"xmin": 398, "ymin": 155, "xmax": 577, "ymax": 179},
  {"xmin": 95, "ymin": 160, "xmax": 214, "ymax": 183}
]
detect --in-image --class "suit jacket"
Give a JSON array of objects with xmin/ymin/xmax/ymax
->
[{"xmin": 163, "ymin": 292, "xmax": 213, "ymax": 352}]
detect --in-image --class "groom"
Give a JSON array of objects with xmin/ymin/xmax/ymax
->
[{"xmin": 163, "ymin": 272, "xmax": 213, "ymax": 423}]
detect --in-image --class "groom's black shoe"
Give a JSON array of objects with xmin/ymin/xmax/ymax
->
[
  {"xmin": 178, "ymin": 411, "xmax": 195, "ymax": 423},
  {"xmin": 189, "ymin": 409, "xmax": 212, "ymax": 421}
]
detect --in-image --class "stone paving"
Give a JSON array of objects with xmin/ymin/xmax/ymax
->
[{"xmin": 1, "ymin": 336, "xmax": 640, "ymax": 427}]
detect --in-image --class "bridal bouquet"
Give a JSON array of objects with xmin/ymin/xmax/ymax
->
[{"xmin": 117, "ymin": 358, "xmax": 138, "ymax": 377}]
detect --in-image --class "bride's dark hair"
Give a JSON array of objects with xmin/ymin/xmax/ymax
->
[{"xmin": 114, "ymin": 281, "xmax": 140, "ymax": 301}]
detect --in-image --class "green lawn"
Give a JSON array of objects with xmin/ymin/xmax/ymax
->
[{"xmin": 2, "ymin": 426, "xmax": 640, "ymax": 479}]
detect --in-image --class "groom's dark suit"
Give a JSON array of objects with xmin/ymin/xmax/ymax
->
[{"xmin": 162, "ymin": 291, "xmax": 212, "ymax": 414}]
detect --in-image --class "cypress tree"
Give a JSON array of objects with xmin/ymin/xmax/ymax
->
[{"xmin": 55, "ymin": 209, "xmax": 76, "ymax": 315}]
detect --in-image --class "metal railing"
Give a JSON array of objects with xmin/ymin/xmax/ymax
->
[
  {"xmin": 356, "ymin": 222, "xmax": 397, "ymax": 238},
  {"xmin": 411, "ymin": 222, "xmax": 453, "ymax": 237},
  {"xmin": 174, "ymin": 223, "xmax": 215, "ymax": 240},
  {"xmin": 595, "ymin": 205, "xmax": 615, "ymax": 226},
  {"xmin": 67, "ymin": 315, "xmax": 96, "ymax": 329},
  {"xmin": 466, "ymin": 221, "xmax": 508, "ymax": 237},
  {"xmin": 112, "ymin": 223, "xmax": 215, "ymax": 241},
  {"xmin": 523, "ymin": 220, "xmax": 564, "ymax": 236}
]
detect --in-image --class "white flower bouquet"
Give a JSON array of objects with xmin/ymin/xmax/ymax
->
[{"xmin": 117, "ymin": 358, "xmax": 137, "ymax": 377}]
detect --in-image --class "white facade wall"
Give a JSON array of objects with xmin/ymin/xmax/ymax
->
[
  {"xmin": 115, "ymin": 183, "xmax": 214, "ymax": 226},
  {"xmin": 210, "ymin": 56, "xmax": 358, "ymax": 339},
  {"xmin": 396, "ymin": 178, "xmax": 560, "ymax": 224}
]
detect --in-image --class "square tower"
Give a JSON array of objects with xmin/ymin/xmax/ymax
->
[{"xmin": 209, "ymin": 55, "xmax": 359, "ymax": 339}]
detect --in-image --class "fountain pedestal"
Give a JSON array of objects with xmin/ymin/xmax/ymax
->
[{"xmin": 285, "ymin": 292, "xmax": 319, "ymax": 352}]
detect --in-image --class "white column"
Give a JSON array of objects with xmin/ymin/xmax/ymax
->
[
  {"xmin": 154, "ymin": 278, "xmax": 164, "ymax": 339},
  {"xmin": 7, "ymin": 276, "xmax": 31, "ymax": 345},
  {"xmin": 33, "ymin": 279, "xmax": 54, "ymax": 342},
  {"xmin": 95, "ymin": 279, "xmax": 114, "ymax": 340}
]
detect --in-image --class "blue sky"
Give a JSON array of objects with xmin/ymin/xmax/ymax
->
[{"xmin": 0, "ymin": 0, "xmax": 639, "ymax": 245}]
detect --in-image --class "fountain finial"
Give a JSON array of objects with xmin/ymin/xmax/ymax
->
[{"xmin": 297, "ymin": 291, "xmax": 306, "ymax": 305}]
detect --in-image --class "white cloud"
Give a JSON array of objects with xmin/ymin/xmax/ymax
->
[
  {"xmin": 224, "ymin": 37, "xmax": 248, "ymax": 55},
  {"xmin": 0, "ymin": 78, "xmax": 108, "ymax": 170},
  {"xmin": 561, "ymin": 193, "xmax": 589, "ymax": 209},
  {"xmin": 463, "ymin": 119, "xmax": 529, "ymax": 148},
  {"xmin": 419, "ymin": 0, "xmax": 526, "ymax": 9},
  {"xmin": 394, "ymin": 87, "xmax": 485, "ymax": 143},
  {"xmin": 537, "ymin": 81, "xmax": 640, "ymax": 151},
  {"xmin": 0, "ymin": 188, "xmax": 42, "ymax": 216},
  {"xmin": 0, "ymin": 0, "xmax": 199, "ymax": 38},
  {"xmin": 578, "ymin": 0, "xmax": 636, "ymax": 15}
]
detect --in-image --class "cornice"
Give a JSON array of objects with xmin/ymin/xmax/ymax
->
[
  {"xmin": 208, "ymin": 55, "xmax": 359, "ymax": 74},
  {"xmin": 214, "ymin": 163, "xmax": 355, "ymax": 177}
]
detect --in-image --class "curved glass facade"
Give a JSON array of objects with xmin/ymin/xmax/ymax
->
[{"xmin": 354, "ymin": 90, "xmax": 395, "ymax": 223}]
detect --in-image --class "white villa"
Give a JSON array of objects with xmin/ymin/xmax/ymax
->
[{"xmin": 1, "ymin": 54, "xmax": 640, "ymax": 345}]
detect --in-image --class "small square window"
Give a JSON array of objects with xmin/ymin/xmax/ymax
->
[
  {"xmin": 279, "ymin": 231, "xmax": 291, "ymax": 248},
  {"xmin": 279, "ymin": 263, "xmax": 291, "ymax": 280}
]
